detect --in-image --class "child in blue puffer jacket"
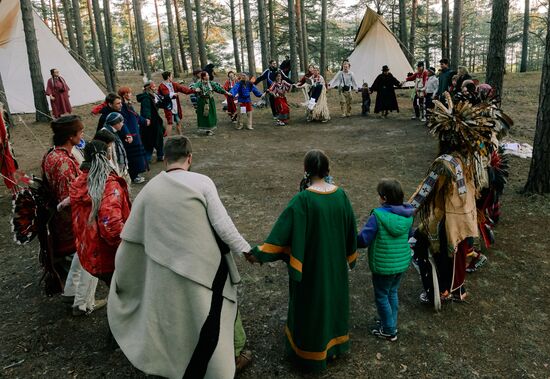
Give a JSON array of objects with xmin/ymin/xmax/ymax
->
[
  {"xmin": 357, "ymin": 178, "xmax": 414, "ymax": 342},
  {"xmin": 230, "ymin": 73, "xmax": 263, "ymax": 130}
]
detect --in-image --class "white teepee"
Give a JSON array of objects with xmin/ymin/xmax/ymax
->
[
  {"xmin": 348, "ymin": 8, "xmax": 413, "ymax": 88},
  {"xmin": 0, "ymin": 0, "xmax": 104, "ymax": 114}
]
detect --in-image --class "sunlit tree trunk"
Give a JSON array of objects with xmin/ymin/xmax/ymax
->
[
  {"xmin": 409, "ymin": 0, "xmax": 418, "ymax": 64},
  {"xmin": 133, "ymin": 0, "xmax": 151, "ymax": 79},
  {"xmin": 230, "ymin": 0, "xmax": 242, "ymax": 72},
  {"xmin": 173, "ymin": 0, "xmax": 189, "ymax": 72},
  {"xmin": 60, "ymin": 0, "xmax": 77, "ymax": 54},
  {"xmin": 86, "ymin": 0, "xmax": 101, "ymax": 68},
  {"xmin": 257, "ymin": 0, "xmax": 269, "ymax": 68},
  {"xmin": 242, "ymin": 0, "xmax": 256, "ymax": 74},
  {"xmin": 319, "ymin": 0, "xmax": 327, "ymax": 76},
  {"xmin": 183, "ymin": 0, "xmax": 200, "ymax": 69},
  {"xmin": 103, "ymin": 0, "xmax": 117, "ymax": 87},
  {"xmin": 268, "ymin": 0, "xmax": 276, "ymax": 60},
  {"xmin": 520, "ymin": 0, "xmax": 529, "ymax": 72},
  {"xmin": 300, "ymin": 0, "xmax": 308, "ymax": 67},
  {"xmin": 153, "ymin": 0, "xmax": 166, "ymax": 71},
  {"xmin": 194, "ymin": 0, "xmax": 208, "ymax": 67},
  {"xmin": 71, "ymin": 0, "xmax": 86, "ymax": 60},
  {"xmin": 441, "ymin": 0, "xmax": 450, "ymax": 58}
]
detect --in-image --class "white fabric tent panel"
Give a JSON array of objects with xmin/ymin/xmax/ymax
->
[
  {"xmin": 0, "ymin": 7, "xmax": 104, "ymax": 114},
  {"xmin": 348, "ymin": 21, "xmax": 413, "ymax": 88}
]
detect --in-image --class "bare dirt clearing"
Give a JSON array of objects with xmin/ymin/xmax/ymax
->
[{"xmin": 1, "ymin": 72, "xmax": 549, "ymax": 378}]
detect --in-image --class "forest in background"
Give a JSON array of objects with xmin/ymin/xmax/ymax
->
[{"xmin": 31, "ymin": 0, "xmax": 549, "ymax": 80}]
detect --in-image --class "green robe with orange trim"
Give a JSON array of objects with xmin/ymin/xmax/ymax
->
[{"xmin": 252, "ymin": 187, "xmax": 357, "ymax": 370}]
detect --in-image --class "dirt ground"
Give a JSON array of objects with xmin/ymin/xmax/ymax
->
[{"xmin": 1, "ymin": 72, "xmax": 549, "ymax": 378}]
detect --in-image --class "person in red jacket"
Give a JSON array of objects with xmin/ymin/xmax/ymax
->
[
  {"xmin": 158, "ymin": 71, "xmax": 194, "ymax": 136},
  {"xmin": 404, "ymin": 61, "xmax": 429, "ymax": 121},
  {"xmin": 70, "ymin": 139, "xmax": 131, "ymax": 286},
  {"xmin": 223, "ymin": 71, "xmax": 239, "ymax": 123}
]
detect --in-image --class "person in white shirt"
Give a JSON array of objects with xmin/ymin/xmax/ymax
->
[
  {"xmin": 328, "ymin": 62, "xmax": 359, "ymax": 117},
  {"xmin": 424, "ymin": 67, "xmax": 439, "ymax": 119}
]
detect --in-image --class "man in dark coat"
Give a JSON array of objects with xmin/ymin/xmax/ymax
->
[
  {"xmin": 370, "ymin": 65, "xmax": 401, "ymax": 117},
  {"xmin": 137, "ymin": 81, "xmax": 165, "ymax": 163}
]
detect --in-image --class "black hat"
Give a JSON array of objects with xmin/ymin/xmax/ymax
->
[
  {"xmin": 382, "ymin": 65, "xmax": 389, "ymax": 72},
  {"xmin": 417, "ymin": 61, "xmax": 425, "ymax": 67},
  {"xmin": 428, "ymin": 67, "xmax": 436, "ymax": 74}
]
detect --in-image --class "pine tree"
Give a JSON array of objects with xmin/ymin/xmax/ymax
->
[
  {"xmin": 194, "ymin": 0, "xmax": 208, "ymax": 67},
  {"xmin": 450, "ymin": 0, "xmax": 463, "ymax": 69},
  {"xmin": 524, "ymin": 11, "xmax": 550, "ymax": 193},
  {"xmin": 268, "ymin": 0, "xmax": 276, "ymax": 61},
  {"xmin": 520, "ymin": 0, "xmax": 529, "ymax": 72},
  {"xmin": 485, "ymin": 0, "xmax": 509, "ymax": 95},
  {"xmin": 242, "ymin": 0, "xmax": 256, "ymax": 74},
  {"xmin": 103, "ymin": 0, "xmax": 117, "ymax": 87},
  {"xmin": 230, "ymin": 0, "xmax": 242, "ymax": 71},
  {"xmin": 409, "ymin": 0, "xmax": 418, "ymax": 64},
  {"xmin": 173, "ymin": 0, "xmax": 189, "ymax": 72},
  {"xmin": 86, "ymin": 0, "xmax": 101, "ymax": 68},
  {"xmin": 20, "ymin": 0, "xmax": 51, "ymax": 121},
  {"xmin": 91, "ymin": 0, "xmax": 114, "ymax": 91},
  {"xmin": 183, "ymin": 0, "xmax": 200, "ymax": 69},
  {"xmin": 71, "ymin": 0, "xmax": 86, "ymax": 60},
  {"xmin": 60, "ymin": 0, "xmax": 77, "ymax": 54},
  {"xmin": 153, "ymin": 0, "xmax": 167, "ymax": 71},
  {"xmin": 166, "ymin": 0, "xmax": 181, "ymax": 76},
  {"xmin": 257, "ymin": 0, "xmax": 269, "ymax": 68},
  {"xmin": 441, "ymin": 0, "xmax": 450, "ymax": 58},
  {"xmin": 319, "ymin": 0, "xmax": 327, "ymax": 76},
  {"xmin": 133, "ymin": 0, "xmax": 152, "ymax": 79}
]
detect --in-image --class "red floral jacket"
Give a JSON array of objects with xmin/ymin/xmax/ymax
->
[
  {"xmin": 70, "ymin": 171, "xmax": 131, "ymax": 275},
  {"xmin": 42, "ymin": 147, "xmax": 81, "ymax": 256}
]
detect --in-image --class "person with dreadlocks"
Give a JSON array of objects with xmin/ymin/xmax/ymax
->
[
  {"xmin": 99, "ymin": 112, "xmax": 131, "ymax": 184},
  {"xmin": 409, "ymin": 93, "xmax": 500, "ymax": 308},
  {"xmin": 70, "ymin": 139, "xmax": 131, "ymax": 287},
  {"xmin": 245, "ymin": 150, "xmax": 357, "ymax": 371}
]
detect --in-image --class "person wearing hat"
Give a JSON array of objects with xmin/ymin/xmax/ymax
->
[
  {"xmin": 137, "ymin": 81, "xmax": 165, "ymax": 163},
  {"xmin": 424, "ymin": 67, "xmax": 439, "ymax": 117},
  {"xmin": 404, "ymin": 61, "xmax": 429, "ymax": 121},
  {"xmin": 100, "ymin": 112, "xmax": 131, "ymax": 184},
  {"xmin": 370, "ymin": 65, "xmax": 401, "ymax": 117}
]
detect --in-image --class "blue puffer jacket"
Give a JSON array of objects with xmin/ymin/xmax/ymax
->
[{"xmin": 230, "ymin": 81, "xmax": 263, "ymax": 103}]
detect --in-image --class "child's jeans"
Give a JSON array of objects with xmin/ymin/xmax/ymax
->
[{"xmin": 372, "ymin": 273, "xmax": 403, "ymax": 335}]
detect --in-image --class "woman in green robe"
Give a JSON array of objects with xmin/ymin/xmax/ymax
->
[
  {"xmin": 246, "ymin": 150, "xmax": 357, "ymax": 371},
  {"xmin": 191, "ymin": 72, "xmax": 232, "ymax": 136}
]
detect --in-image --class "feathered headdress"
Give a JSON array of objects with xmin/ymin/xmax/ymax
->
[{"xmin": 428, "ymin": 93, "xmax": 513, "ymax": 156}]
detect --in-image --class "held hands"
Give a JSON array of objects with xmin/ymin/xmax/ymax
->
[
  {"xmin": 244, "ymin": 251, "xmax": 259, "ymax": 264},
  {"xmin": 125, "ymin": 135, "xmax": 133, "ymax": 144}
]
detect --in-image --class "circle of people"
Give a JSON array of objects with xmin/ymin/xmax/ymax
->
[{"xmin": 37, "ymin": 56, "xmax": 503, "ymax": 378}]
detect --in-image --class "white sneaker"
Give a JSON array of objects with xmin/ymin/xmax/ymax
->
[
  {"xmin": 132, "ymin": 176, "xmax": 146, "ymax": 184},
  {"xmin": 410, "ymin": 115, "xmax": 417, "ymax": 120},
  {"xmin": 420, "ymin": 117, "xmax": 426, "ymax": 122},
  {"xmin": 307, "ymin": 99, "xmax": 316, "ymax": 110}
]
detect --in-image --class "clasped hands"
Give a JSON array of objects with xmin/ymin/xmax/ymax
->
[{"xmin": 243, "ymin": 251, "xmax": 259, "ymax": 264}]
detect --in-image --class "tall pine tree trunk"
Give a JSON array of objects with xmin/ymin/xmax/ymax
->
[
  {"xmin": 71, "ymin": 0, "xmax": 86, "ymax": 60},
  {"xmin": 230, "ymin": 0, "xmax": 242, "ymax": 72},
  {"xmin": 520, "ymin": 0, "xmax": 529, "ymax": 72},
  {"xmin": 441, "ymin": 0, "xmax": 450, "ymax": 58},
  {"xmin": 86, "ymin": 0, "xmax": 101, "ymax": 68},
  {"xmin": 61, "ymin": 0, "xmax": 77, "ymax": 54},
  {"xmin": 173, "ymin": 0, "xmax": 189, "ymax": 72},
  {"xmin": 268, "ymin": 0, "xmax": 276, "ymax": 61},
  {"xmin": 153, "ymin": 0, "xmax": 166, "ymax": 71},
  {"xmin": 40, "ymin": 0, "xmax": 49, "ymax": 23},
  {"xmin": 450, "ymin": 0, "xmax": 463, "ymax": 69},
  {"xmin": 20, "ymin": 0, "xmax": 51, "ymax": 121},
  {"xmin": 319, "ymin": 0, "xmax": 327, "ymax": 76},
  {"xmin": 300, "ymin": 0, "xmax": 308, "ymax": 67},
  {"xmin": 257, "ymin": 0, "xmax": 269, "ymax": 68},
  {"xmin": 409, "ymin": 0, "xmax": 418, "ymax": 64},
  {"xmin": 242, "ymin": 0, "xmax": 256, "ymax": 74},
  {"xmin": 133, "ymin": 0, "xmax": 152, "ymax": 79},
  {"xmin": 398, "ymin": 0, "xmax": 408, "ymax": 48},
  {"xmin": 183, "ymin": 0, "xmax": 200, "ymax": 69},
  {"xmin": 92, "ymin": 0, "xmax": 114, "ymax": 91},
  {"xmin": 239, "ymin": 0, "xmax": 246, "ymax": 70},
  {"xmin": 424, "ymin": 0, "xmax": 430, "ymax": 67},
  {"xmin": 194, "ymin": 0, "xmax": 208, "ymax": 67},
  {"xmin": 52, "ymin": 0, "xmax": 65, "ymax": 44},
  {"xmin": 485, "ymin": 0, "xmax": 509, "ymax": 95},
  {"xmin": 103, "ymin": 0, "xmax": 117, "ymax": 87},
  {"xmin": 165, "ymin": 0, "xmax": 180, "ymax": 75},
  {"xmin": 524, "ymin": 11, "xmax": 550, "ymax": 193},
  {"xmin": 125, "ymin": 0, "xmax": 139, "ymax": 70},
  {"xmin": 295, "ymin": 0, "xmax": 304, "ymax": 70}
]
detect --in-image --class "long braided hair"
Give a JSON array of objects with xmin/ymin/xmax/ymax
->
[{"xmin": 82, "ymin": 140, "xmax": 114, "ymax": 223}]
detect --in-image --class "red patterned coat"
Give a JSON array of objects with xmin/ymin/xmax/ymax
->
[
  {"xmin": 42, "ymin": 147, "xmax": 81, "ymax": 256},
  {"xmin": 70, "ymin": 171, "xmax": 131, "ymax": 275}
]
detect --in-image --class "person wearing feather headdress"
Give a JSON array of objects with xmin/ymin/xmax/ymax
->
[{"xmin": 409, "ymin": 93, "xmax": 504, "ymax": 308}]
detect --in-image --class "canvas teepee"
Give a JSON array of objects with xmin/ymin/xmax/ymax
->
[
  {"xmin": 0, "ymin": 0, "xmax": 104, "ymax": 114},
  {"xmin": 348, "ymin": 8, "xmax": 413, "ymax": 88}
]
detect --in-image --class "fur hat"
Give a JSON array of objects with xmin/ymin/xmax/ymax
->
[{"xmin": 382, "ymin": 65, "xmax": 389, "ymax": 72}]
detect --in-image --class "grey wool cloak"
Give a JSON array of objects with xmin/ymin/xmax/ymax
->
[{"xmin": 108, "ymin": 172, "xmax": 239, "ymax": 379}]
